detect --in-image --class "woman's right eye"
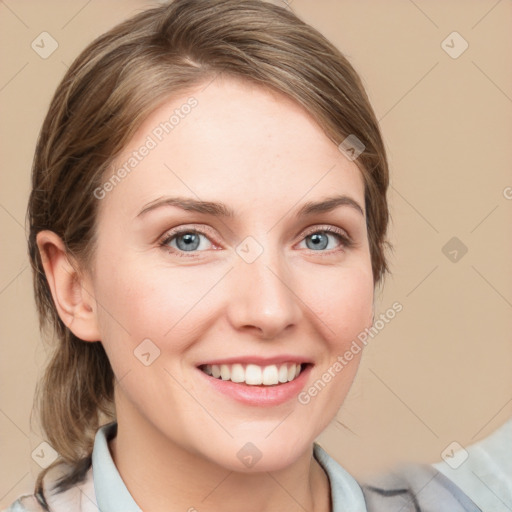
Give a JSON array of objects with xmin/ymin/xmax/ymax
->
[{"xmin": 160, "ymin": 228, "xmax": 216, "ymax": 257}]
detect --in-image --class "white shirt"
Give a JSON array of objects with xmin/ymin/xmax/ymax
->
[{"xmin": 433, "ymin": 418, "xmax": 512, "ymax": 512}]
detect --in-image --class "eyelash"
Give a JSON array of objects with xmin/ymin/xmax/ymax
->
[{"xmin": 159, "ymin": 224, "xmax": 354, "ymax": 258}]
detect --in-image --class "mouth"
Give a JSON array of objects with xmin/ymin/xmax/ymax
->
[{"xmin": 198, "ymin": 362, "xmax": 311, "ymax": 386}]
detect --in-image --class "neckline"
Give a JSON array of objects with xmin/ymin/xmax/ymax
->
[{"xmin": 93, "ymin": 422, "xmax": 366, "ymax": 512}]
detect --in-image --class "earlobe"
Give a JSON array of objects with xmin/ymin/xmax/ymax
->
[{"xmin": 36, "ymin": 230, "xmax": 101, "ymax": 342}]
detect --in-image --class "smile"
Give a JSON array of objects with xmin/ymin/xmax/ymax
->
[{"xmin": 199, "ymin": 362, "xmax": 304, "ymax": 386}]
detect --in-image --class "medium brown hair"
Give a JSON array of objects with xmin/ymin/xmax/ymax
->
[{"xmin": 28, "ymin": 0, "xmax": 390, "ymax": 507}]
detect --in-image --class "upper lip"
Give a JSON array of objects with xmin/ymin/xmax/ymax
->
[{"xmin": 197, "ymin": 355, "xmax": 312, "ymax": 367}]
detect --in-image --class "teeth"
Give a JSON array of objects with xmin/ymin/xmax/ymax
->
[
  {"xmin": 220, "ymin": 364, "xmax": 230, "ymax": 380},
  {"xmin": 201, "ymin": 363, "xmax": 303, "ymax": 386},
  {"xmin": 262, "ymin": 365, "xmax": 278, "ymax": 385},
  {"xmin": 211, "ymin": 364, "xmax": 221, "ymax": 378},
  {"xmin": 278, "ymin": 364, "xmax": 288, "ymax": 383},
  {"xmin": 231, "ymin": 363, "xmax": 244, "ymax": 383}
]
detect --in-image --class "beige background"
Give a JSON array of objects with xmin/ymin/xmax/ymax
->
[{"xmin": 1, "ymin": 0, "xmax": 511, "ymax": 506}]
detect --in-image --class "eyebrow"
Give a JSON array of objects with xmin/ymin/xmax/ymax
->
[{"xmin": 136, "ymin": 194, "xmax": 365, "ymax": 219}]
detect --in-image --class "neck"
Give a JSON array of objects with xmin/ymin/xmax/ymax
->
[{"xmin": 109, "ymin": 413, "xmax": 331, "ymax": 512}]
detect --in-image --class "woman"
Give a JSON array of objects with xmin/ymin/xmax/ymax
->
[{"xmin": 5, "ymin": 1, "xmax": 480, "ymax": 511}]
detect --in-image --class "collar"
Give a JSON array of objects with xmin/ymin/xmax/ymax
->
[
  {"xmin": 313, "ymin": 442, "xmax": 367, "ymax": 512},
  {"xmin": 92, "ymin": 422, "xmax": 141, "ymax": 512}
]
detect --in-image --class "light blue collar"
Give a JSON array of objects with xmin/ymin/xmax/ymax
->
[
  {"xmin": 313, "ymin": 442, "xmax": 367, "ymax": 512},
  {"xmin": 92, "ymin": 422, "xmax": 141, "ymax": 511}
]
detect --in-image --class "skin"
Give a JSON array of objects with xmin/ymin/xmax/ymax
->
[{"xmin": 38, "ymin": 75, "xmax": 374, "ymax": 512}]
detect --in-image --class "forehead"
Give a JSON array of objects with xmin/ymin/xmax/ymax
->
[{"xmin": 98, "ymin": 76, "xmax": 365, "ymax": 220}]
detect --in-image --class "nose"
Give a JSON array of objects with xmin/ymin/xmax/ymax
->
[{"xmin": 226, "ymin": 246, "xmax": 303, "ymax": 340}]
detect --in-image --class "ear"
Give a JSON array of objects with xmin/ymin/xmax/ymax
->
[{"xmin": 36, "ymin": 230, "xmax": 100, "ymax": 342}]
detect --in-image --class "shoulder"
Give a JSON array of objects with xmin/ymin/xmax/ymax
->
[
  {"xmin": 3, "ymin": 463, "xmax": 97, "ymax": 512},
  {"xmin": 432, "ymin": 419, "xmax": 512, "ymax": 511},
  {"xmin": 360, "ymin": 462, "xmax": 483, "ymax": 512},
  {"xmin": 3, "ymin": 494, "xmax": 46, "ymax": 512}
]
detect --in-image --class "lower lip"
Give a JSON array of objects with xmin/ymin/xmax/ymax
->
[{"xmin": 198, "ymin": 365, "xmax": 313, "ymax": 407}]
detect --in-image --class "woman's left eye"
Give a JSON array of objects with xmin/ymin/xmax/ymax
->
[
  {"xmin": 160, "ymin": 225, "xmax": 352, "ymax": 257},
  {"xmin": 298, "ymin": 227, "xmax": 353, "ymax": 252}
]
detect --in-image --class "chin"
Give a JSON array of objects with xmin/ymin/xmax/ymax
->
[{"xmin": 201, "ymin": 434, "xmax": 314, "ymax": 473}]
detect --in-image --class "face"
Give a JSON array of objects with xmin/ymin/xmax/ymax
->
[{"xmin": 88, "ymin": 76, "xmax": 374, "ymax": 472}]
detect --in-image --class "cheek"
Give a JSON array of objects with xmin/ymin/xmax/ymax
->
[
  {"xmin": 305, "ymin": 265, "xmax": 374, "ymax": 346},
  {"xmin": 91, "ymin": 253, "xmax": 220, "ymax": 354}
]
